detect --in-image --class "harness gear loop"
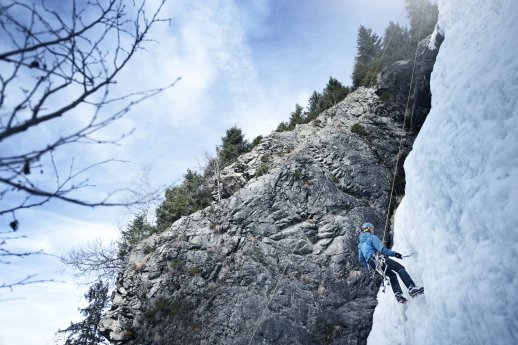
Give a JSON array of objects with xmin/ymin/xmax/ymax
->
[{"xmin": 370, "ymin": 253, "xmax": 390, "ymax": 293}]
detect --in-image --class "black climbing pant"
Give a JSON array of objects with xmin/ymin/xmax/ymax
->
[{"xmin": 369, "ymin": 256, "xmax": 415, "ymax": 295}]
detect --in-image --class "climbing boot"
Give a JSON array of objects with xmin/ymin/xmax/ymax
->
[
  {"xmin": 409, "ymin": 286, "xmax": 424, "ymax": 297},
  {"xmin": 395, "ymin": 292, "xmax": 408, "ymax": 304}
]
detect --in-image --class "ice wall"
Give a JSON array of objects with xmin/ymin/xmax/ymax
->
[{"xmin": 368, "ymin": 0, "xmax": 518, "ymax": 344}]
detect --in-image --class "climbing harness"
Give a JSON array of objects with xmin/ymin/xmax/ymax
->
[
  {"xmin": 370, "ymin": 252, "xmax": 415, "ymax": 292},
  {"xmin": 370, "ymin": 253, "xmax": 390, "ymax": 292}
]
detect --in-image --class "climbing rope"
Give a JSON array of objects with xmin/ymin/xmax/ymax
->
[
  {"xmin": 382, "ymin": 3, "xmax": 427, "ymax": 245},
  {"xmin": 367, "ymin": 10, "xmax": 405, "ymax": 87},
  {"xmin": 247, "ymin": 253, "xmax": 292, "ymax": 345},
  {"xmin": 247, "ymin": 169, "xmax": 330, "ymax": 345},
  {"xmin": 247, "ymin": 6, "xmax": 427, "ymax": 343}
]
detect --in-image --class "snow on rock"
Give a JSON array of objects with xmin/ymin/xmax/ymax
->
[{"xmin": 368, "ymin": 0, "xmax": 518, "ymax": 344}]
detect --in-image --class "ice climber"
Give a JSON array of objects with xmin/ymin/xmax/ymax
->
[{"xmin": 358, "ymin": 222, "xmax": 424, "ymax": 303}]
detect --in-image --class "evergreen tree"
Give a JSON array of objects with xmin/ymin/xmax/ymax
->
[
  {"xmin": 155, "ymin": 126, "xmax": 250, "ymax": 232},
  {"xmin": 287, "ymin": 104, "xmax": 305, "ymax": 130},
  {"xmin": 155, "ymin": 170, "xmax": 211, "ymax": 231},
  {"xmin": 321, "ymin": 77, "xmax": 350, "ymax": 108},
  {"xmin": 305, "ymin": 91, "xmax": 323, "ymax": 121},
  {"xmin": 118, "ymin": 214, "xmax": 156, "ymax": 259},
  {"xmin": 405, "ymin": 0, "xmax": 438, "ymax": 43},
  {"xmin": 352, "ymin": 26, "xmax": 382, "ymax": 88},
  {"xmin": 218, "ymin": 126, "xmax": 250, "ymax": 165},
  {"xmin": 276, "ymin": 122, "xmax": 289, "ymax": 132},
  {"xmin": 251, "ymin": 135, "xmax": 263, "ymax": 148},
  {"xmin": 58, "ymin": 280, "xmax": 110, "ymax": 345},
  {"xmin": 382, "ymin": 22, "xmax": 413, "ymax": 64},
  {"xmin": 275, "ymin": 77, "xmax": 349, "ymax": 132}
]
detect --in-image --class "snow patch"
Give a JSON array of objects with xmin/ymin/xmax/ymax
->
[{"xmin": 428, "ymin": 26, "xmax": 443, "ymax": 51}]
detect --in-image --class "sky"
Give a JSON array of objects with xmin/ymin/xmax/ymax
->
[
  {"xmin": 368, "ymin": 0, "xmax": 518, "ymax": 344},
  {"xmin": 0, "ymin": 0, "xmax": 408, "ymax": 344}
]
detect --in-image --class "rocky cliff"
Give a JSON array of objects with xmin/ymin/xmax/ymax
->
[{"xmin": 100, "ymin": 35, "xmax": 442, "ymax": 345}]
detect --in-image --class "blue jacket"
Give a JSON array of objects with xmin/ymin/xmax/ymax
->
[{"xmin": 358, "ymin": 232, "xmax": 396, "ymax": 268}]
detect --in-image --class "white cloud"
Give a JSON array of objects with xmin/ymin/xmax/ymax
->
[
  {"xmin": 1, "ymin": 1, "xmax": 411, "ymax": 344},
  {"xmin": 0, "ymin": 208, "xmax": 120, "ymax": 345},
  {"xmin": 0, "ymin": 280, "xmax": 83, "ymax": 345}
]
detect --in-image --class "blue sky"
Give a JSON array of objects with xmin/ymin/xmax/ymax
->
[{"xmin": 0, "ymin": 0, "xmax": 407, "ymax": 343}]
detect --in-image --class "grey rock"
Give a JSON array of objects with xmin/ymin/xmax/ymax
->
[{"xmin": 100, "ymin": 36, "xmax": 441, "ymax": 345}]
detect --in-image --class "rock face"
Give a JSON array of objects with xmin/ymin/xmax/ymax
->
[{"xmin": 100, "ymin": 37, "xmax": 441, "ymax": 345}]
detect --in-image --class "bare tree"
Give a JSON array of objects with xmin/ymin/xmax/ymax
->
[
  {"xmin": 200, "ymin": 149, "xmax": 222, "ymax": 202},
  {"xmin": 60, "ymin": 168, "xmax": 162, "ymax": 284},
  {"xmin": 0, "ymin": 0, "xmax": 177, "ymax": 293},
  {"xmin": 60, "ymin": 239, "xmax": 121, "ymax": 284},
  {"xmin": 123, "ymin": 166, "xmax": 163, "ymax": 224},
  {"xmin": 0, "ymin": 0, "xmax": 176, "ymax": 224}
]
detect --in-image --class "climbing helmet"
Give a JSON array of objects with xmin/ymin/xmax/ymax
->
[{"xmin": 361, "ymin": 222, "xmax": 374, "ymax": 232}]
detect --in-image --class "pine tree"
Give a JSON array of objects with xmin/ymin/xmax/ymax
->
[
  {"xmin": 287, "ymin": 104, "xmax": 305, "ymax": 130},
  {"xmin": 218, "ymin": 126, "xmax": 250, "ymax": 166},
  {"xmin": 382, "ymin": 22, "xmax": 412, "ymax": 63},
  {"xmin": 352, "ymin": 26, "xmax": 382, "ymax": 88},
  {"xmin": 155, "ymin": 170, "xmax": 211, "ymax": 232},
  {"xmin": 275, "ymin": 77, "xmax": 349, "ymax": 132},
  {"xmin": 405, "ymin": 0, "xmax": 438, "ymax": 43},
  {"xmin": 155, "ymin": 126, "xmax": 250, "ymax": 232},
  {"xmin": 118, "ymin": 214, "xmax": 156, "ymax": 259},
  {"xmin": 321, "ymin": 77, "xmax": 350, "ymax": 108},
  {"xmin": 58, "ymin": 280, "xmax": 110, "ymax": 345},
  {"xmin": 276, "ymin": 122, "xmax": 289, "ymax": 132},
  {"xmin": 305, "ymin": 91, "xmax": 323, "ymax": 121},
  {"xmin": 251, "ymin": 135, "xmax": 263, "ymax": 148}
]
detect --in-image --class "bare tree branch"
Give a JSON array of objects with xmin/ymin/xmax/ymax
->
[
  {"xmin": 0, "ymin": 229, "xmax": 59, "ymax": 292},
  {"xmin": 0, "ymin": 274, "xmax": 57, "ymax": 292},
  {"xmin": 60, "ymin": 168, "xmax": 163, "ymax": 285},
  {"xmin": 60, "ymin": 239, "xmax": 122, "ymax": 283},
  {"xmin": 0, "ymin": 0, "xmax": 174, "ymax": 293},
  {"xmin": 0, "ymin": 228, "xmax": 58, "ymax": 264},
  {"xmin": 0, "ymin": 0, "xmax": 174, "ymax": 222}
]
